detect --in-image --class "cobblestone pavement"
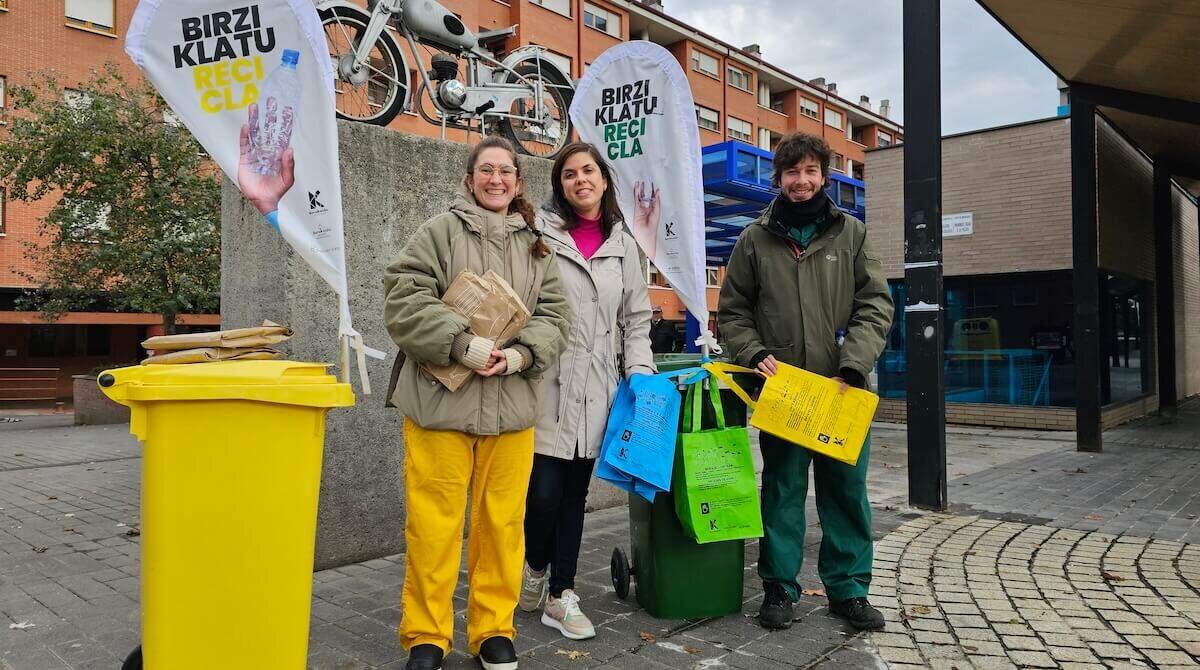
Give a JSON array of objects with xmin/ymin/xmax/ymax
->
[
  {"xmin": 4, "ymin": 410, "xmax": 1199, "ymax": 669},
  {"xmin": 868, "ymin": 514, "xmax": 1200, "ymax": 669}
]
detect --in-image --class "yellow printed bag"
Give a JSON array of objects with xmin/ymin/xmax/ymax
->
[{"xmin": 703, "ymin": 362, "xmax": 878, "ymax": 466}]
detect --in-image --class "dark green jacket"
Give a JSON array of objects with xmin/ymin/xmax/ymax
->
[{"xmin": 717, "ymin": 198, "xmax": 893, "ymax": 383}]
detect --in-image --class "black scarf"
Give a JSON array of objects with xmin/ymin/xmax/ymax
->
[{"xmin": 768, "ymin": 192, "xmax": 835, "ymax": 249}]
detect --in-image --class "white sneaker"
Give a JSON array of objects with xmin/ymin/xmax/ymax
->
[
  {"xmin": 518, "ymin": 562, "xmax": 548, "ymax": 612},
  {"xmin": 541, "ymin": 589, "xmax": 596, "ymax": 640}
]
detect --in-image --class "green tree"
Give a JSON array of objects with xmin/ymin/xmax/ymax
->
[{"xmin": 0, "ymin": 64, "xmax": 220, "ymax": 334}]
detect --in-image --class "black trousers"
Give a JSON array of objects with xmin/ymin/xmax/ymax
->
[{"xmin": 524, "ymin": 453, "xmax": 596, "ymax": 596}]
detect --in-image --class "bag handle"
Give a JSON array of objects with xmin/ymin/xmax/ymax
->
[
  {"xmin": 682, "ymin": 380, "xmax": 702, "ymax": 433},
  {"xmin": 706, "ymin": 376, "xmax": 727, "ymax": 430},
  {"xmin": 702, "ymin": 362, "xmax": 759, "ymax": 410}
]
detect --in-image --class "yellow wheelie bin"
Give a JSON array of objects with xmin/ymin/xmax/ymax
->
[{"xmin": 98, "ymin": 360, "xmax": 354, "ymax": 670}]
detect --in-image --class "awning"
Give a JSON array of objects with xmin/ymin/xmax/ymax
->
[{"xmin": 977, "ymin": 0, "xmax": 1200, "ymax": 195}]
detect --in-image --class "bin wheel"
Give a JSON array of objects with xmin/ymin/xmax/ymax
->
[
  {"xmin": 611, "ymin": 547, "xmax": 631, "ymax": 600},
  {"xmin": 122, "ymin": 645, "xmax": 142, "ymax": 670}
]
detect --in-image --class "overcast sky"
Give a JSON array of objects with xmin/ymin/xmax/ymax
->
[{"xmin": 665, "ymin": 0, "xmax": 1061, "ymax": 134}]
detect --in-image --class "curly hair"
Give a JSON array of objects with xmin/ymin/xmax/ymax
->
[{"xmin": 770, "ymin": 132, "xmax": 832, "ymax": 188}]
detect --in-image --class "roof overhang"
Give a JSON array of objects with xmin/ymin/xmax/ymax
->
[{"xmin": 976, "ymin": 0, "xmax": 1200, "ymax": 196}]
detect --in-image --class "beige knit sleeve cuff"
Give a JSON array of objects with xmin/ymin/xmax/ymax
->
[
  {"xmin": 452, "ymin": 332, "xmax": 495, "ymax": 370},
  {"xmin": 500, "ymin": 347, "xmax": 526, "ymax": 375}
]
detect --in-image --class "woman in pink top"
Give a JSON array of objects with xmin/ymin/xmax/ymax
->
[{"xmin": 519, "ymin": 143, "xmax": 655, "ymax": 639}]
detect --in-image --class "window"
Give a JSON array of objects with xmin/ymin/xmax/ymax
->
[
  {"xmin": 0, "ymin": 1, "xmax": 8, "ymax": 10},
  {"xmin": 0, "ymin": 75, "xmax": 6, "ymax": 121},
  {"xmin": 530, "ymin": 0, "xmax": 571, "ymax": 18},
  {"xmin": 65, "ymin": 0, "xmax": 114, "ymax": 31},
  {"xmin": 727, "ymin": 66, "xmax": 751, "ymax": 92},
  {"xmin": 839, "ymin": 181, "xmax": 856, "ymax": 207},
  {"xmin": 583, "ymin": 3, "xmax": 620, "ymax": 38},
  {"xmin": 758, "ymin": 128, "xmax": 772, "ymax": 151},
  {"xmin": 1013, "ymin": 285, "xmax": 1038, "ymax": 306},
  {"xmin": 695, "ymin": 105, "xmax": 719, "ymax": 132},
  {"xmin": 770, "ymin": 94, "xmax": 785, "ymax": 114},
  {"xmin": 727, "ymin": 116, "xmax": 752, "ymax": 142},
  {"xmin": 705, "ymin": 267, "xmax": 720, "ymax": 287},
  {"xmin": 757, "ymin": 81, "xmax": 771, "ymax": 107},
  {"xmin": 0, "ymin": 189, "xmax": 6, "ymax": 235},
  {"xmin": 690, "ymin": 50, "xmax": 718, "ymax": 78},
  {"xmin": 800, "ymin": 97, "xmax": 819, "ymax": 119},
  {"xmin": 531, "ymin": 48, "xmax": 572, "ymax": 78},
  {"xmin": 824, "ymin": 107, "xmax": 843, "ymax": 129},
  {"xmin": 830, "ymin": 153, "xmax": 844, "ymax": 173},
  {"xmin": 877, "ymin": 130, "xmax": 893, "ymax": 147},
  {"xmin": 86, "ymin": 325, "xmax": 111, "ymax": 356}
]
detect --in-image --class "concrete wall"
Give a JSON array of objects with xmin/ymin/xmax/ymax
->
[
  {"xmin": 222, "ymin": 122, "xmax": 625, "ymax": 569},
  {"xmin": 72, "ymin": 375, "xmax": 130, "ymax": 425}
]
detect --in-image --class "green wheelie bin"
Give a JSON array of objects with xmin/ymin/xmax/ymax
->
[{"xmin": 609, "ymin": 355, "xmax": 752, "ymax": 619}]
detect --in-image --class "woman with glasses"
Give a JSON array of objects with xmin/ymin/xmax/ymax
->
[
  {"xmin": 384, "ymin": 136, "xmax": 570, "ymax": 670},
  {"xmin": 518, "ymin": 142, "xmax": 654, "ymax": 640}
]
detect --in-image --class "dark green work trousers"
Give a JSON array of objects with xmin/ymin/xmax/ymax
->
[{"xmin": 757, "ymin": 431, "xmax": 872, "ymax": 603}]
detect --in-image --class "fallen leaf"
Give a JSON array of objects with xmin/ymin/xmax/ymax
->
[
  {"xmin": 962, "ymin": 645, "xmax": 978, "ymax": 653},
  {"xmin": 1064, "ymin": 468, "xmax": 1088, "ymax": 474},
  {"xmin": 8, "ymin": 622, "xmax": 35, "ymax": 630},
  {"xmin": 554, "ymin": 649, "xmax": 590, "ymax": 661},
  {"xmin": 62, "ymin": 528, "xmax": 74, "ymax": 533},
  {"xmin": 46, "ymin": 496, "xmax": 57, "ymax": 501},
  {"xmin": 124, "ymin": 528, "xmax": 141, "ymax": 537},
  {"xmin": 14, "ymin": 453, "xmax": 24, "ymax": 457},
  {"xmin": 801, "ymin": 588, "xmax": 826, "ymax": 597},
  {"xmin": 639, "ymin": 632, "xmax": 657, "ymax": 643},
  {"xmin": 684, "ymin": 646, "xmax": 701, "ymax": 654},
  {"xmin": 1084, "ymin": 514, "xmax": 1104, "ymax": 521},
  {"xmin": 1101, "ymin": 571, "xmax": 1126, "ymax": 582},
  {"xmin": 1030, "ymin": 469, "xmax": 1038, "ymax": 473},
  {"xmin": 1189, "ymin": 514, "xmax": 1197, "ymax": 520},
  {"xmin": 883, "ymin": 463, "xmax": 902, "ymax": 469},
  {"xmin": 883, "ymin": 505, "xmax": 897, "ymax": 511},
  {"xmin": 32, "ymin": 546, "xmax": 47, "ymax": 553},
  {"xmin": 911, "ymin": 606, "xmax": 932, "ymax": 615}
]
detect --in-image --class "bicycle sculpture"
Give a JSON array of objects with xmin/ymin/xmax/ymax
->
[{"xmin": 317, "ymin": 0, "xmax": 575, "ymax": 157}]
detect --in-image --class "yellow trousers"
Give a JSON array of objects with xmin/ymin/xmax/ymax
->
[{"xmin": 399, "ymin": 418, "xmax": 535, "ymax": 655}]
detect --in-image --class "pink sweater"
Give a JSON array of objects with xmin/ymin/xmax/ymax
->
[{"xmin": 570, "ymin": 212, "xmax": 604, "ymax": 260}]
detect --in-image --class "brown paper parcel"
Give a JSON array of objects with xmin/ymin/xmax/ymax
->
[
  {"xmin": 140, "ymin": 347, "xmax": 282, "ymax": 365},
  {"xmin": 422, "ymin": 270, "xmax": 531, "ymax": 392},
  {"xmin": 141, "ymin": 320, "xmax": 293, "ymax": 352}
]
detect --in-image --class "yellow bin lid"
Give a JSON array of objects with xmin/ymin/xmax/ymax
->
[{"xmin": 98, "ymin": 360, "xmax": 356, "ymax": 408}]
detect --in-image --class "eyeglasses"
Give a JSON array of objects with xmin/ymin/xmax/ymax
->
[{"xmin": 474, "ymin": 164, "xmax": 518, "ymax": 179}]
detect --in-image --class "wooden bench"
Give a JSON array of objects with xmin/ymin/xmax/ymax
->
[{"xmin": 0, "ymin": 368, "xmax": 61, "ymax": 402}]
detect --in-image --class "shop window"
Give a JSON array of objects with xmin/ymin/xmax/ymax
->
[
  {"xmin": 970, "ymin": 286, "xmax": 998, "ymax": 308},
  {"xmin": 1012, "ymin": 285, "xmax": 1038, "ymax": 306},
  {"xmin": 86, "ymin": 325, "xmax": 111, "ymax": 356}
]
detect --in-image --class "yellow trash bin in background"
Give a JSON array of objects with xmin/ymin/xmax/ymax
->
[{"xmin": 98, "ymin": 360, "xmax": 355, "ymax": 670}]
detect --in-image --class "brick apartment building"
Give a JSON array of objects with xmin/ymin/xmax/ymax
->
[
  {"xmin": 866, "ymin": 116, "xmax": 1200, "ymax": 430},
  {"xmin": 0, "ymin": 0, "xmax": 901, "ymax": 403}
]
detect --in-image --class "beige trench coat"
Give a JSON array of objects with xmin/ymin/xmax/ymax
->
[{"xmin": 533, "ymin": 207, "xmax": 655, "ymax": 460}]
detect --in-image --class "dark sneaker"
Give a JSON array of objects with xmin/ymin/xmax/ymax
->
[
  {"xmin": 758, "ymin": 582, "xmax": 795, "ymax": 630},
  {"xmin": 830, "ymin": 597, "xmax": 886, "ymax": 630},
  {"xmin": 477, "ymin": 636, "xmax": 518, "ymax": 670},
  {"xmin": 406, "ymin": 644, "xmax": 444, "ymax": 670}
]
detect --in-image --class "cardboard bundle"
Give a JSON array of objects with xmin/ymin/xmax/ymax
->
[
  {"xmin": 423, "ymin": 270, "xmax": 531, "ymax": 392},
  {"xmin": 140, "ymin": 320, "xmax": 291, "ymax": 365}
]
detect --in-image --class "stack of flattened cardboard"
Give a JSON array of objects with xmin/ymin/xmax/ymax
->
[
  {"xmin": 140, "ymin": 321, "xmax": 293, "ymax": 365},
  {"xmin": 423, "ymin": 270, "xmax": 531, "ymax": 391}
]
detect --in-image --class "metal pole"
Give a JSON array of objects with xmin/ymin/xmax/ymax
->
[
  {"xmin": 1070, "ymin": 93, "xmax": 1102, "ymax": 451},
  {"xmin": 1153, "ymin": 160, "xmax": 1177, "ymax": 418},
  {"xmin": 903, "ymin": 0, "xmax": 947, "ymax": 510}
]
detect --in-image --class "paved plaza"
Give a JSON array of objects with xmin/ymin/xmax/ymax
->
[{"xmin": 1, "ymin": 403, "xmax": 1198, "ymax": 669}]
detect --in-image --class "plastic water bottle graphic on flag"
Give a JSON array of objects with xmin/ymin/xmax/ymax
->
[
  {"xmin": 569, "ymin": 41, "xmax": 717, "ymax": 353},
  {"xmin": 124, "ymin": 0, "xmax": 383, "ymax": 391}
]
